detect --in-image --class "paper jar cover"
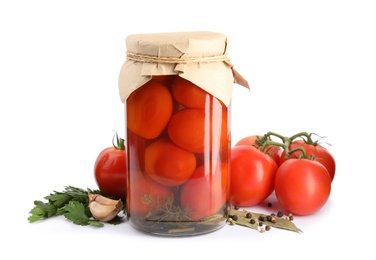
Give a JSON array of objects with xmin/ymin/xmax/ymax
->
[{"xmin": 118, "ymin": 31, "xmax": 248, "ymax": 106}]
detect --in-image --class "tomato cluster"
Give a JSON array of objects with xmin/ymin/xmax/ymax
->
[
  {"xmin": 125, "ymin": 75, "xmax": 229, "ymax": 221},
  {"xmin": 230, "ymin": 133, "xmax": 335, "ymax": 216}
]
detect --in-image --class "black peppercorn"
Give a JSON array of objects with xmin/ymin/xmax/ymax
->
[
  {"xmin": 258, "ymin": 215, "xmax": 266, "ymax": 222},
  {"xmin": 230, "ymin": 215, "xmax": 238, "ymax": 221}
]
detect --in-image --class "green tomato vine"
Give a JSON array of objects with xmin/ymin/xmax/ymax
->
[{"xmin": 256, "ymin": 132, "xmax": 328, "ymax": 160}]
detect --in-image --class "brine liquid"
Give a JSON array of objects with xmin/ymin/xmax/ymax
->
[{"xmin": 124, "ymin": 75, "xmax": 230, "ymax": 236}]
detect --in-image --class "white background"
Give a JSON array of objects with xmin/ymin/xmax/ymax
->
[{"xmin": 1, "ymin": 0, "xmax": 375, "ymax": 259}]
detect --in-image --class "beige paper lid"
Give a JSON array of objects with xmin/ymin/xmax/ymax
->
[{"xmin": 118, "ymin": 31, "xmax": 248, "ymax": 106}]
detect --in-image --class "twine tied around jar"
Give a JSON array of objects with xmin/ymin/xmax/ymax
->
[
  {"xmin": 119, "ymin": 32, "xmax": 249, "ymax": 106},
  {"xmin": 126, "ymin": 52, "xmax": 230, "ymax": 64}
]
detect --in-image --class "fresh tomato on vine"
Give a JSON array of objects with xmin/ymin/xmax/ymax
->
[
  {"xmin": 230, "ymin": 145, "xmax": 278, "ymax": 207},
  {"xmin": 274, "ymin": 158, "xmax": 331, "ymax": 215},
  {"xmin": 94, "ymin": 132, "xmax": 127, "ymax": 201},
  {"xmin": 235, "ymin": 134, "xmax": 282, "ymax": 166},
  {"xmin": 280, "ymin": 139, "xmax": 336, "ymax": 181}
]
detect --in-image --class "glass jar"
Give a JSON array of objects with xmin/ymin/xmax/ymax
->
[{"xmin": 118, "ymin": 32, "xmax": 248, "ymax": 236}]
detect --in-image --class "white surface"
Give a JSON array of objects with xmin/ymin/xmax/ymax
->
[{"xmin": 1, "ymin": 0, "xmax": 375, "ymax": 259}]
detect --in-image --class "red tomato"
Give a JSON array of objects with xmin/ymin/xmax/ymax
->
[
  {"xmin": 280, "ymin": 139, "xmax": 336, "ymax": 181},
  {"xmin": 235, "ymin": 135, "xmax": 282, "ymax": 166},
  {"xmin": 151, "ymin": 75, "xmax": 176, "ymax": 87},
  {"xmin": 171, "ymin": 76, "xmax": 211, "ymax": 109},
  {"xmin": 168, "ymin": 108, "xmax": 228, "ymax": 153},
  {"xmin": 274, "ymin": 158, "xmax": 331, "ymax": 215},
  {"xmin": 126, "ymin": 80, "xmax": 173, "ymax": 139},
  {"xmin": 94, "ymin": 133, "xmax": 127, "ymax": 201},
  {"xmin": 144, "ymin": 138, "xmax": 197, "ymax": 186},
  {"xmin": 128, "ymin": 171, "xmax": 173, "ymax": 217},
  {"xmin": 230, "ymin": 145, "xmax": 278, "ymax": 207},
  {"xmin": 180, "ymin": 163, "xmax": 228, "ymax": 220}
]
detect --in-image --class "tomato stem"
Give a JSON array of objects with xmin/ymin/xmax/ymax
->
[
  {"xmin": 262, "ymin": 131, "xmax": 286, "ymax": 143},
  {"xmin": 308, "ymin": 133, "xmax": 329, "ymax": 146},
  {"xmin": 112, "ymin": 131, "xmax": 125, "ymax": 150},
  {"xmin": 288, "ymin": 147, "xmax": 307, "ymax": 159},
  {"xmin": 260, "ymin": 132, "xmax": 309, "ymax": 160},
  {"xmin": 289, "ymin": 132, "xmax": 313, "ymax": 143},
  {"xmin": 260, "ymin": 140, "xmax": 286, "ymax": 151}
]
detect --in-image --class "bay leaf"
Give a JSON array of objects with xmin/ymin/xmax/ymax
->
[{"xmin": 228, "ymin": 208, "xmax": 303, "ymax": 233}]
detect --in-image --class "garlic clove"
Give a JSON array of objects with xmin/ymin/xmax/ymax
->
[
  {"xmin": 89, "ymin": 201, "xmax": 122, "ymax": 222},
  {"xmin": 88, "ymin": 190, "xmax": 123, "ymax": 222}
]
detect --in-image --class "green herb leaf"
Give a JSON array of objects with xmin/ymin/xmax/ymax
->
[
  {"xmin": 107, "ymin": 215, "xmax": 124, "ymax": 225},
  {"xmin": 62, "ymin": 201, "xmax": 103, "ymax": 227},
  {"xmin": 28, "ymin": 186, "xmax": 110, "ymax": 228},
  {"xmin": 28, "ymin": 200, "xmax": 57, "ymax": 223},
  {"xmin": 45, "ymin": 186, "xmax": 93, "ymax": 207},
  {"xmin": 87, "ymin": 220, "xmax": 105, "ymax": 227}
]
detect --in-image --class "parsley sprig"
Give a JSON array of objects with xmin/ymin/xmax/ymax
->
[{"xmin": 28, "ymin": 186, "xmax": 124, "ymax": 227}]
